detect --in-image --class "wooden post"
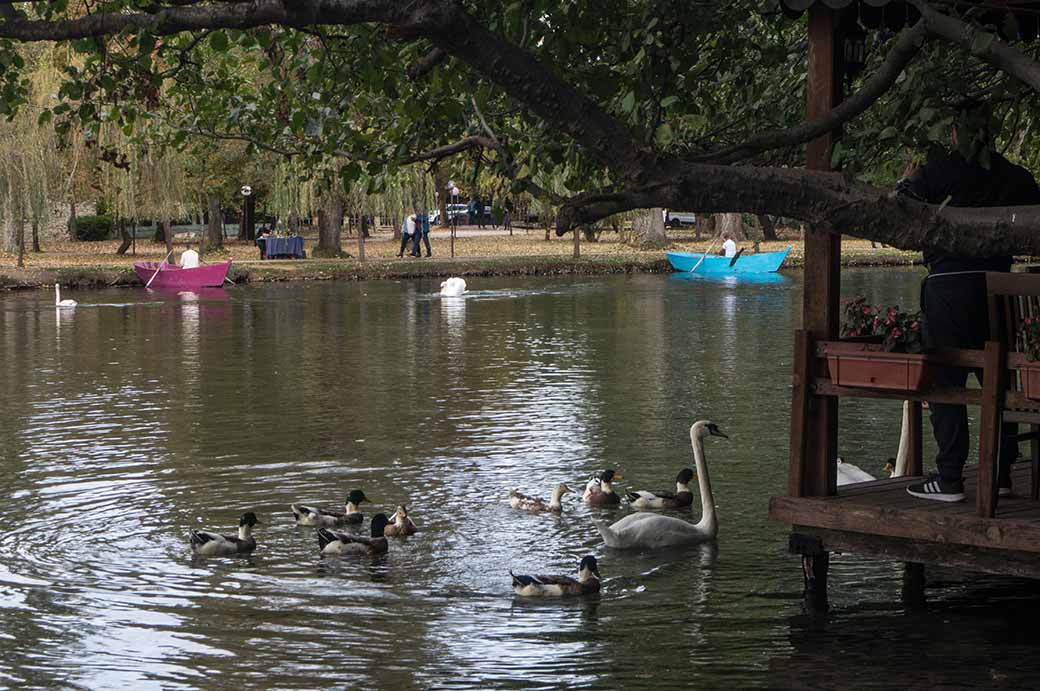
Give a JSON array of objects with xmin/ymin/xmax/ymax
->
[
  {"xmin": 788, "ymin": 330, "xmax": 813, "ymax": 497},
  {"xmin": 909, "ymin": 401, "xmax": 924, "ymax": 476},
  {"xmin": 802, "ymin": 553, "xmax": 830, "ymax": 613},
  {"xmin": 801, "ymin": 4, "xmax": 844, "ymax": 498},
  {"xmin": 978, "ymin": 340, "xmax": 1007, "ymax": 518},
  {"xmin": 901, "ymin": 562, "xmax": 926, "ymax": 610},
  {"xmin": 573, "ymin": 224, "xmax": 580, "ymax": 259}
]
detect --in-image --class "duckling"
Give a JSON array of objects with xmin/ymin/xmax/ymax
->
[
  {"xmin": 190, "ymin": 512, "xmax": 261, "ymax": 557},
  {"xmin": 627, "ymin": 468, "xmax": 695, "ymax": 509},
  {"xmin": 383, "ymin": 505, "xmax": 418, "ymax": 537},
  {"xmin": 317, "ymin": 513, "xmax": 391, "ymax": 556},
  {"xmin": 511, "ymin": 555, "xmax": 601, "ymax": 597},
  {"xmin": 582, "ymin": 470, "xmax": 623, "ymax": 506},
  {"xmin": 291, "ymin": 489, "xmax": 368, "ymax": 527},
  {"xmin": 509, "ymin": 483, "xmax": 573, "ymax": 513}
]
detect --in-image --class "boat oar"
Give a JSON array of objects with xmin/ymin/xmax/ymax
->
[
  {"xmin": 145, "ymin": 250, "xmax": 174, "ymax": 288},
  {"xmin": 729, "ymin": 247, "xmax": 746, "ymax": 267},
  {"xmin": 689, "ymin": 238, "xmax": 720, "ymax": 273}
]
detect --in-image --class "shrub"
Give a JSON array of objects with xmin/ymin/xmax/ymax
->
[{"xmin": 74, "ymin": 215, "xmax": 114, "ymax": 241}]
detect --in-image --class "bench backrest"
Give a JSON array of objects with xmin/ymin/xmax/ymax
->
[{"xmin": 986, "ymin": 272, "xmax": 1040, "ymax": 354}]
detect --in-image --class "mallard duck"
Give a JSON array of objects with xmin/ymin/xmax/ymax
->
[
  {"xmin": 318, "ymin": 513, "xmax": 390, "ymax": 556},
  {"xmin": 627, "ymin": 468, "xmax": 695, "ymax": 509},
  {"xmin": 511, "ymin": 555, "xmax": 601, "ymax": 597},
  {"xmin": 582, "ymin": 470, "xmax": 623, "ymax": 506},
  {"xmin": 291, "ymin": 489, "xmax": 368, "ymax": 527},
  {"xmin": 190, "ymin": 512, "xmax": 261, "ymax": 556},
  {"xmin": 384, "ymin": 505, "xmax": 418, "ymax": 537},
  {"xmin": 509, "ymin": 483, "xmax": 573, "ymax": 513},
  {"xmin": 597, "ymin": 421, "xmax": 727, "ymax": 549}
]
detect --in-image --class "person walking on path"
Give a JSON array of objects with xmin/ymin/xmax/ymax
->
[
  {"xmin": 397, "ymin": 214, "xmax": 416, "ymax": 257},
  {"xmin": 897, "ymin": 104, "xmax": 1040, "ymax": 502},
  {"xmin": 412, "ymin": 212, "xmax": 432, "ymax": 257}
]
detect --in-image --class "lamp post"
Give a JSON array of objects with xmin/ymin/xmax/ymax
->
[
  {"xmin": 240, "ymin": 185, "xmax": 255, "ymax": 241},
  {"xmin": 448, "ymin": 181, "xmax": 460, "ymax": 258}
]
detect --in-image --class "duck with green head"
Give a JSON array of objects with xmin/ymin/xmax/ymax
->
[
  {"xmin": 292, "ymin": 489, "xmax": 368, "ymax": 527},
  {"xmin": 627, "ymin": 468, "xmax": 696, "ymax": 509},
  {"xmin": 190, "ymin": 512, "xmax": 261, "ymax": 557},
  {"xmin": 582, "ymin": 470, "xmax": 624, "ymax": 506},
  {"xmin": 318, "ymin": 513, "xmax": 391, "ymax": 556},
  {"xmin": 511, "ymin": 555, "xmax": 601, "ymax": 597}
]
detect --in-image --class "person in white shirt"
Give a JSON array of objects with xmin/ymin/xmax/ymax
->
[
  {"xmin": 180, "ymin": 246, "xmax": 200, "ymax": 268},
  {"xmin": 721, "ymin": 235, "xmax": 737, "ymax": 259},
  {"xmin": 397, "ymin": 215, "xmax": 416, "ymax": 257}
]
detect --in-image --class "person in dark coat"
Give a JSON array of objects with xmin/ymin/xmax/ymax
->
[{"xmin": 897, "ymin": 107, "xmax": 1040, "ymax": 502}]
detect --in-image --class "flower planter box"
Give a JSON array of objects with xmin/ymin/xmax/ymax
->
[
  {"xmin": 827, "ymin": 351, "xmax": 932, "ymax": 392},
  {"xmin": 1021, "ymin": 365, "xmax": 1040, "ymax": 400}
]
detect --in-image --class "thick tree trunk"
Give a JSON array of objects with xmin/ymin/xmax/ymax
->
[
  {"xmin": 15, "ymin": 215, "xmax": 24, "ymax": 267},
  {"xmin": 629, "ymin": 208, "xmax": 669, "ymax": 248},
  {"xmin": 288, "ymin": 209, "xmax": 300, "ymax": 236},
  {"xmin": 695, "ymin": 213, "xmax": 715, "ymax": 241},
  {"xmin": 116, "ymin": 218, "xmax": 132, "ymax": 255},
  {"xmin": 204, "ymin": 196, "xmax": 223, "ymax": 252},
  {"xmin": 314, "ymin": 195, "xmax": 346, "ymax": 258},
  {"xmin": 68, "ymin": 198, "xmax": 77, "ymax": 241},
  {"xmin": 433, "ymin": 162, "xmax": 450, "ymax": 227},
  {"xmin": 152, "ymin": 222, "xmax": 165, "ymax": 243},
  {"xmin": 717, "ymin": 213, "xmax": 745, "ymax": 240},
  {"xmin": 30, "ymin": 217, "xmax": 40, "ymax": 253},
  {"xmin": 358, "ymin": 215, "xmax": 366, "ymax": 261},
  {"xmin": 758, "ymin": 214, "xmax": 778, "ymax": 241},
  {"xmin": 163, "ymin": 218, "xmax": 173, "ymax": 256}
]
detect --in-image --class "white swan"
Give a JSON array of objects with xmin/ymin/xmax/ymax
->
[
  {"xmin": 836, "ymin": 457, "xmax": 876, "ymax": 485},
  {"xmin": 440, "ymin": 277, "xmax": 467, "ymax": 297},
  {"xmin": 54, "ymin": 283, "xmax": 77, "ymax": 308},
  {"xmin": 596, "ymin": 420, "xmax": 728, "ymax": 549}
]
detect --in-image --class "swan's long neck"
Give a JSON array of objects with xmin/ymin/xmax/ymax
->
[
  {"xmin": 893, "ymin": 400, "xmax": 910, "ymax": 477},
  {"xmin": 691, "ymin": 429, "xmax": 717, "ymax": 537},
  {"xmin": 238, "ymin": 525, "xmax": 252, "ymax": 541},
  {"xmin": 55, "ymin": 285, "xmax": 60, "ymax": 305}
]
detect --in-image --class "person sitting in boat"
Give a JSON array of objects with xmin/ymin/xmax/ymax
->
[
  {"xmin": 180, "ymin": 246, "xmax": 200, "ymax": 269},
  {"xmin": 720, "ymin": 233, "xmax": 737, "ymax": 258}
]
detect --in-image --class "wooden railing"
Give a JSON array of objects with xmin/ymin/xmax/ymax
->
[{"xmin": 788, "ymin": 332, "xmax": 1036, "ymax": 518}]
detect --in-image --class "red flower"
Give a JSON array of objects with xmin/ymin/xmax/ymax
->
[
  {"xmin": 849, "ymin": 329, "xmax": 860, "ymax": 337},
  {"xmin": 862, "ymin": 305, "xmax": 873, "ymax": 315},
  {"xmin": 891, "ymin": 327, "xmax": 903, "ymax": 339},
  {"xmin": 910, "ymin": 321, "xmax": 920, "ymax": 331}
]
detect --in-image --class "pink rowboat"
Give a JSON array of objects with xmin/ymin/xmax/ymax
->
[{"xmin": 133, "ymin": 260, "xmax": 233, "ymax": 290}]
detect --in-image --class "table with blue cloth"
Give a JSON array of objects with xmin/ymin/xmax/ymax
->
[{"xmin": 258, "ymin": 236, "xmax": 306, "ymax": 259}]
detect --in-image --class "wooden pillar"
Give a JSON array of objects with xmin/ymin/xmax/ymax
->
[
  {"xmin": 978, "ymin": 340, "xmax": 1007, "ymax": 518},
  {"xmin": 909, "ymin": 401, "xmax": 924, "ymax": 476},
  {"xmin": 901, "ymin": 562, "xmax": 926, "ymax": 610},
  {"xmin": 802, "ymin": 553, "xmax": 830, "ymax": 613},
  {"xmin": 801, "ymin": 4, "xmax": 844, "ymax": 498}
]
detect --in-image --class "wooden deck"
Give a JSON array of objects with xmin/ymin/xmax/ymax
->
[{"xmin": 770, "ymin": 463, "xmax": 1040, "ymax": 578}]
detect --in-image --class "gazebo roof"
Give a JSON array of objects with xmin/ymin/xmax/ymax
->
[{"xmin": 780, "ymin": 0, "xmax": 1040, "ymax": 38}]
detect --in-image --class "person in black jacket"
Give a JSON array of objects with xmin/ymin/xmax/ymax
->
[{"xmin": 897, "ymin": 111, "xmax": 1040, "ymax": 502}]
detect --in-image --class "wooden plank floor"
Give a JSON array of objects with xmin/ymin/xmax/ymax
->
[{"xmin": 769, "ymin": 463, "xmax": 1040, "ymax": 554}]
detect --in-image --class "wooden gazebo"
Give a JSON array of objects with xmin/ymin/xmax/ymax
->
[{"xmin": 769, "ymin": 0, "xmax": 1040, "ymax": 610}]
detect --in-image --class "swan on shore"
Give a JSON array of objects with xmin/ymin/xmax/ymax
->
[
  {"xmin": 54, "ymin": 284, "xmax": 77, "ymax": 308},
  {"xmin": 596, "ymin": 421, "xmax": 727, "ymax": 549}
]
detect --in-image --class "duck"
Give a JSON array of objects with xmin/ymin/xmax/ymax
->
[
  {"xmin": 511, "ymin": 555, "xmax": 601, "ymax": 597},
  {"xmin": 836, "ymin": 457, "xmax": 876, "ymax": 485},
  {"xmin": 54, "ymin": 283, "xmax": 77, "ymax": 308},
  {"xmin": 627, "ymin": 468, "xmax": 695, "ymax": 509},
  {"xmin": 318, "ymin": 514, "xmax": 390, "ymax": 556},
  {"xmin": 440, "ymin": 277, "xmax": 467, "ymax": 297},
  {"xmin": 383, "ymin": 505, "xmax": 418, "ymax": 537},
  {"xmin": 509, "ymin": 483, "xmax": 573, "ymax": 513},
  {"xmin": 582, "ymin": 470, "xmax": 624, "ymax": 506},
  {"xmin": 596, "ymin": 421, "xmax": 727, "ymax": 549},
  {"xmin": 291, "ymin": 489, "xmax": 368, "ymax": 527},
  {"xmin": 189, "ymin": 512, "xmax": 261, "ymax": 556}
]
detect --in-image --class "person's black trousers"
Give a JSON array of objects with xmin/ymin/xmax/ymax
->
[
  {"xmin": 413, "ymin": 231, "xmax": 431, "ymax": 256},
  {"xmin": 922, "ymin": 272, "xmax": 1017, "ymax": 484},
  {"xmin": 398, "ymin": 233, "xmax": 413, "ymax": 256}
]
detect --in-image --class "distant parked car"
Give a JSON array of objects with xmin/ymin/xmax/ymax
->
[
  {"xmin": 429, "ymin": 203, "xmax": 468, "ymax": 225},
  {"xmin": 665, "ymin": 211, "xmax": 697, "ymax": 228}
]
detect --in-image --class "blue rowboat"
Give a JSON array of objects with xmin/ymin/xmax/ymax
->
[{"xmin": 666, "ymin": 245, "xmax": 791, "ymax": 274}]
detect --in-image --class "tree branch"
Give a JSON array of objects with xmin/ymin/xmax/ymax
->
[
  {"xmin": 692, "ymin": 21, "xmax": 929, "ymax": 164},
  {"xmin": 406, "ymin": 46, "xmax": 446, "ymax": 80}
]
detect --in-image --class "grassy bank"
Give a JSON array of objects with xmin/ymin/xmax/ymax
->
[{"xmin": 0, "ymin": 227, "xmax": 922, "ymax": 291}]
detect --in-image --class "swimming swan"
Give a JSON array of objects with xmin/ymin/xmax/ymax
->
[
  {"xmin": 596, "ymin": 421, "xmax": 727, "ymax": 549},
  {"xmin": 54, "ymin": 284, "xmax": 77, "ymax": 308},
  {"xmin": 836, "ymin": 457, "xmax": 876, "ymax": 485},
  {"xmin": 440, "ymin": 277, "xmax": 467, "ymax": 297}
]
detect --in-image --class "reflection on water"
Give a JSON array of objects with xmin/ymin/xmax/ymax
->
[{"xmin": 2, "ymin": 269, "xmax": 1040, "ymax": 690}]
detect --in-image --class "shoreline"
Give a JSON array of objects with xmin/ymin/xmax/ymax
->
[{"xmin": 0, "ymin": 236, "xmax": 924, "ymax": 292}]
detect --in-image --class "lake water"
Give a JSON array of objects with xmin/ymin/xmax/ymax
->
[{"xmin": 3, "ymin": 269, "xmax": 1040, "ymax": 690}]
